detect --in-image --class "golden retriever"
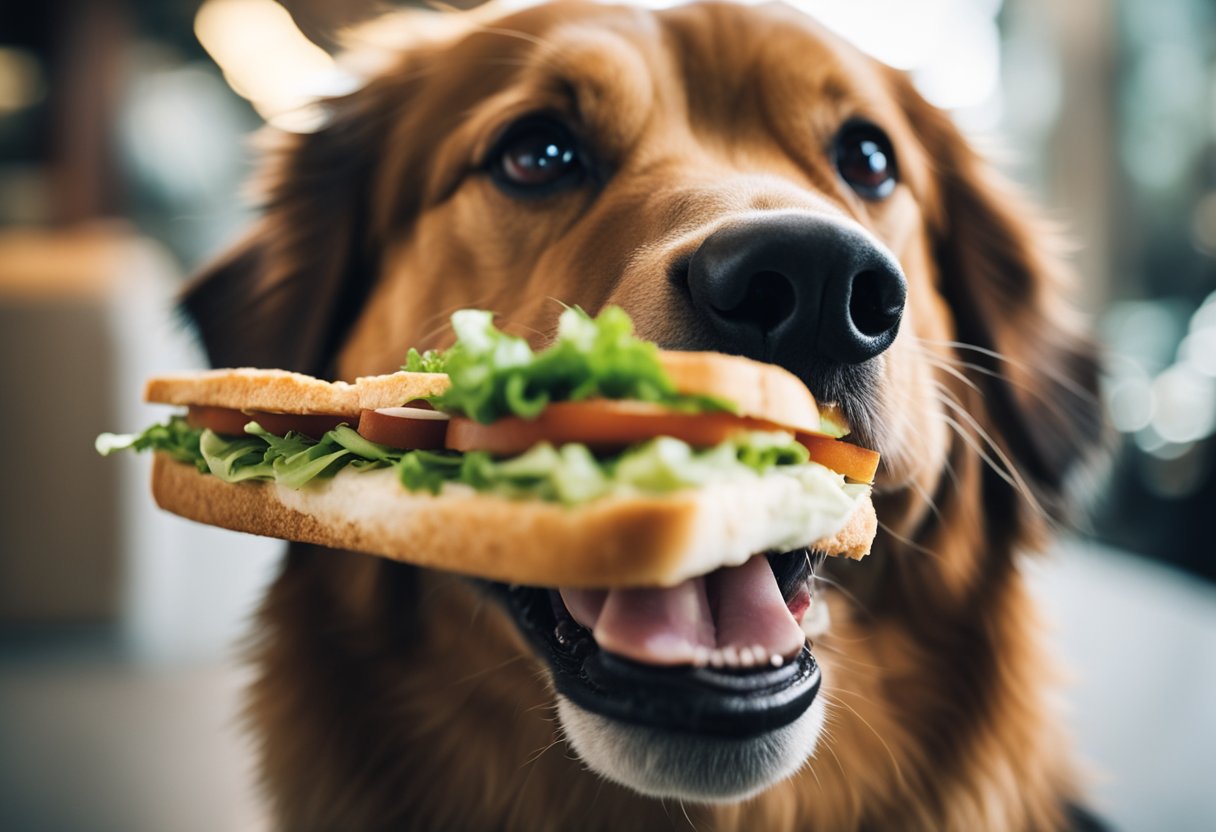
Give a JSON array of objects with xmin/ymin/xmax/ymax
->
[{"xmin": 184, "ymin": 2, "xmax": 1106, "ymax": 829}]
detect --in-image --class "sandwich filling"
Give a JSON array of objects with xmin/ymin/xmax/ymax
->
[
  {"xmin": 98, "ymin": 415, "xmax": 863, "ymax": 509},
  {"xmin": 99, "ymin": 306, "xmax": 876, "ymax": 511}
]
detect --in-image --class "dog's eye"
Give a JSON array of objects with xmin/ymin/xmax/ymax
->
[
  {"xmin": 834, "ymin": 122, "xmax": 898, "ymax": 200},
  {"xmin": 489, "ymin": 116, "xmax": 585, "ymax": 196}
]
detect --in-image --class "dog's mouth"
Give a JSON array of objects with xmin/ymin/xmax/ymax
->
[{"xmin": 493, "ymin": 550, "xmax": 824, "ymax": 739}]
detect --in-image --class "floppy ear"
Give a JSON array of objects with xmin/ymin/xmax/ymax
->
[
  {"xmin": 892, "ymin": 75, "xmax": 1106, "ymax": 518},
  {"xmin": 182, "ymin": 85, "xmax": 391, "ymax": 375}
]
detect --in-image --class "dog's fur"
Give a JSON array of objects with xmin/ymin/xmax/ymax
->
[{"xmin": 185, "ymin": 2, "xmax": 1105, "ymax": 829}]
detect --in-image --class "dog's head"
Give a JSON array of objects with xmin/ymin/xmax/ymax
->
[{"xmin": 188, "ymin": 0, "xmax": 1103, "ymax": 818}]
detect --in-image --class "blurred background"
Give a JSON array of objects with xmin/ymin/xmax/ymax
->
[{"xmin": 1, "ymin": 0, "xmax": 1214, "ymax": 829}]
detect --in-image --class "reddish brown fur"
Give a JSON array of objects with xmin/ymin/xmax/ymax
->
[{"xmin": 186, "ymin": 2, "xmax": 1104, "ymax": 829}]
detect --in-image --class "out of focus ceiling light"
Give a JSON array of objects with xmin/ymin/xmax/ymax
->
[
  {"xmin": 1104, "ymin": 369, "xmax": 1155, "ymax": 434},
  {"xmin": 359, "ymin": 0, "xmax": 1003, "ymax": 116},
  {"xmin": 194, "ymin": 0, "xmax": 358, "ymax": 131},
  {"xmin": 1193, "ymin": 191, "xmax": 1216, "ymax": 256},
  {"xmin": 1149, "ymin": 363, "xmax": 1216, "ymax": 445},
  {"xmin": 728, "ymin": 0, "xmax": 1005, "ymax": 111},
  {"xmin": 0, "ymin": 47, "xmax": 46, "ymax": 115},
  {"xmin": 1180, "ymin": 291, "xmax": 1216, "ymax": 377},
  {"xmin": 1179, "ymin": 329, "xmax": 1216, "ymax": 377}
]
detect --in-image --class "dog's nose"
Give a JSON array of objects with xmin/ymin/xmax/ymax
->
[{"xmin": 686, "ymin": 215, "xmax": 907, "ymax": 365}]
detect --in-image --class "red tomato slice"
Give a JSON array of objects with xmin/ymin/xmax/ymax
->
[
  {"xmin": 445, "ymin": 401, "xmax": 779, "ymax": 455},
  {"xmin": 356, "ymin": 408, "xmax": 449, "ymax": 450},
  {"xmin": 796, "ymin": 432, "xmax": 880, "ymax": 483},
  {"xmin": 186, "ymin": 406, "xmax": 349, "ymax": 440}
]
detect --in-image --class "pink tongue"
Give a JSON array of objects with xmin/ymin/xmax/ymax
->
[{"xmin": 559, "ymin": 556, "xmax": 806, "ymax": 666}]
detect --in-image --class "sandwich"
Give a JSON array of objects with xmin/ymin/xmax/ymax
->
[{"xmin": 97, "ymin": 307, "xmax": 879, "ymax": 589}]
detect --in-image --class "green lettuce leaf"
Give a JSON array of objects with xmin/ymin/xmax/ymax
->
[
  {"xmin": 425, "ymin": 306, "xmax": 737, "ymax": 423},
  {"xmin": 99, "ymin": 417, "xmax": 404, "ymax": 490},
  {"xmin": 403, "ymin": 347, "xmax": 447, "ymax": 373},
  {"xmin": 392, "ymin": 430, "xmax": 817, "ymax": 505},
  {"xmin": 99, "ymin": 407, "xmax": 830, "ymax": 508},
  {"xmin": 199, "ymin": 430, "xmax": 276, "ymax": 482},
  {"xmin": 96, "ymin": 418, "xmax": 207, "ymax": 472}
]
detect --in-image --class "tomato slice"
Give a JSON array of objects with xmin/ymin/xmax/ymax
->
[
  {"xmin": 445, "ymin": 401, "xmax": 778, "ymax": 455},
  {"xmin": 186, "ymin": 406, "xmax": 350, "ymax": 440},
  {"xmin": 356, "ymin": 408, "xmax": 449, "ymax": 450},
  {"xmin": 796, "ymin": 432, "xmax": 880, "ymax": 483}
]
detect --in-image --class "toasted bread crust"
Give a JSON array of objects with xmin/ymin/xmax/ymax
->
[
  {"xmin": 143, "ymin": 354, "xmax": 823, "ymax": 431},
  {"xmin": 818, "ymin": 496, "xmax": 876, "ymax": 560},
  {"xmin": 152, "ymin": 454, "xmax": 872, "ymax": 587},
  {"xmin": 355, "ymin": 371, "xmax": 451, "ymax": 410},
  {"xmin": 144, "ymin": 369, "xmax": 450, "ymax": 416},
  {"xmin": 658, "ymin": 351, "xmax": 822, "ymax": 434}
]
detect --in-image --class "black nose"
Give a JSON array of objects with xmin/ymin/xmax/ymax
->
[{"xmin": 685, "ymin": 215, "xmax": 907, "ymax": 366}]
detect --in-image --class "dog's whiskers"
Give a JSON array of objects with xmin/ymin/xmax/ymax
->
[
  {"xmin": 917, "ymin": 347, "xmax": 1100, "ymax": 440},
  {"xmin": 810, "ymin": 644, "xmax": 889, "ymax": 674},
  {"xmin": 918, "ymin": 337, "xmax": 1101, "ymax": 407},
  {"xmin": 931, "ymin": 383, "xmax": 1048, "ymax": 521},
  {"xmin": 676, "ymin": 798, "xmax": 699, "ymax": 831},
  {"xmin": 877, "ymin": 519, "xmax": 948, "ymax": 565},
  {"xmin": 936, "ymin": 407, "xmax": 1042, "ymax": 519},
  {"xmin": 809, "ymin": 572, "xmax": 871, "ymax": 619},
  {"xmin": 467, "ymin": 24, "xmax": 555, "ymax": 51},
  {"xmin": 451, "ymin": 653, "xmax": 528, "ymax": 688},
  {"xmin": 815, "ymin": 706, "xmax": 851, "ymax": 783},
  {"xmin": 822, "ymin": 691, "xmax": 907, "ymax": 791},
  {"xmin": 917, "ymin": 351, "xmax": 986, "ymax": 398},
  {"xmin": 522, "ymin": 734, "xmax": 565, "ymax": 767},
  {"xmin": 411, "ymin": 296, "xmax": 507, "ymax": 348}
]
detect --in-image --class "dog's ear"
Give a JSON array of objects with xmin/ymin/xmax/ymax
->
[
  {"xmin": 891, "ymin": 74, "xmax": 1106, "ymax": 519},
  {"xmin": 182, "ymin": 84, "xmax": 393, "ymax": 375}
]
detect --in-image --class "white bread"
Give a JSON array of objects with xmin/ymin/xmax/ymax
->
[
  {"xmin": 151, "ymin": 453, "xmax": 874, "ymax": 588},
  {"xmin": 659, "ymin": 351, "xmax": 822, "ymax": 434},
  {"xmin": 142, "ymin": 355, "xmax": 825, "ymax": 432},
  {"xmin": 144, "ymin": 369, "xmax": 450, "ymax": 416}
]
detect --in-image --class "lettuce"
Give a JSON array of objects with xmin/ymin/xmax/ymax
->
[
  {"xmin": 392, "ymin": 431, "xmax": 816, "ymax": 505},
  {"xmin": 199, "ymin": 430, "xmax": 276, "ymax": 482},
  {"xmin": 100, "ymin": 416, "xmax": 821, "ymax": 506},
  {"xmin": 99, "ymin": 417, "xmax": 403, "ymax": 489},
  {"xmin": 421, "ymin": 306, "xmax": 736, "ymax": 423},
  {"xmin": 403, "ymin": 347, "xmax": 447, "ymax": 373},
  {"xmin": 96, "ymin": 418, "xmax": 207, "ymax": 472},
  {"xmin": 204, "ymin": 423, "xmax": 403, "ymax": 489}
]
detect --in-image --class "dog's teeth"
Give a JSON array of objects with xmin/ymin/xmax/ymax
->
[{"xmin": 699, "ymin": 645, "xmax": 784, "ymax": 669}]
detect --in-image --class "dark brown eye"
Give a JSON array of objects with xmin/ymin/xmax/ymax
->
[
  {"xmin": 489, "ymin": 116, "xmax": 585, "ymax": 196},
  {"xmin": 834, "ymin": 122, "xmax": 898, "ymax": 200}
]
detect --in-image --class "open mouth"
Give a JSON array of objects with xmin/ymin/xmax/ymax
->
[{"xmin": 492, "ymin": 550, "xmax": 825, "ymax": 739}]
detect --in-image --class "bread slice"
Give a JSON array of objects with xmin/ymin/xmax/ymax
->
[
  {"xmin": 659, "ymin": 351, "xmax": 822, "ymax": 434},
  {"xmin": 356, "ymin": 371, "xmax": 451, "ymax": 410},
  {"xmin": 144, "ymin": 369, "xmax": 450, "ymax": 416},
  {"xmin": 152, "ymin": 453, "xmax": 873, "ymax": 588},
  {"xmin": 143, "ymin": 353, "xmax": 823, "ymax": 431}
]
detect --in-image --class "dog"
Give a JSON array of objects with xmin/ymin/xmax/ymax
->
[{"xmin": 183, "ymin": 2, "xmax": 1107, "ymax": 829}]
